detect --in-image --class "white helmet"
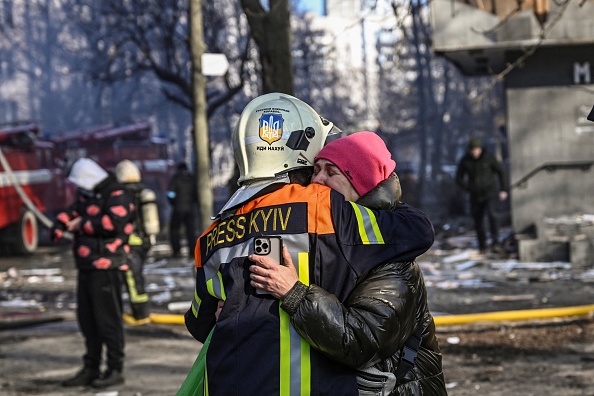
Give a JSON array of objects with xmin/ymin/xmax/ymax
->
[
  {"xmin": 115, "ymin": 159, "xmax": 141, "ymax": 183},
  {"xmin": 68, "ymin": 158, "xmax": 109, "ymax": 191},
  {"xmin": 233, "ymin": 93, "xmax": 338, "ymax": 184}
]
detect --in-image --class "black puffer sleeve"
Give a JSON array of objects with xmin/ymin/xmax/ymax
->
[{"xmin": 286, "ymin": 262, "xmax": 419, "ymax": 368}]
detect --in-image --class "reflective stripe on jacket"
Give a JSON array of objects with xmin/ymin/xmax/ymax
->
[{"xmin": 185, "ymin": 183, "xmax": 434, "ymax": 396}]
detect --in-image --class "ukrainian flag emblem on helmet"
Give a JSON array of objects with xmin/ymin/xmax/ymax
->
[{"xmin": 259, "ymin": 113, "xmax": 283, "ymax": 145}]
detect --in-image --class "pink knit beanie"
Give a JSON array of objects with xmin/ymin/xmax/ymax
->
[{"xmin": 315, "ymin": 131, "xmax": 396, "ymax": 196}]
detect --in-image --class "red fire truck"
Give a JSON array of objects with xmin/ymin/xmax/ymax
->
[
  {"xmin": 0, "ymin": 123, "xmax": 66, "ymax": 254},
  {"xmin": 51, "ymin": 121, "xmax": 175, "ymax": 209},
  {"xmin": 0, "ymin": 121, "xmax": 174, "ymax": 255}
]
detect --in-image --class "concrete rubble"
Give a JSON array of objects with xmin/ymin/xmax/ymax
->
[
  {"xmin": 1, "ymin": 226, "xmax": 594, "ymax": 328},
  {"xmin": 519, "ymin": 213, "xmax": 594, "ymax": 266}
]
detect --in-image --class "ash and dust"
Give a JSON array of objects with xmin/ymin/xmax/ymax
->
[{"xmin": 1, "ymin": 226, "xmax": 594, "ymax": 396}]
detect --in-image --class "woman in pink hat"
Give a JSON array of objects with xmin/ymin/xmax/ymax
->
[{"xmin": 249, "ymin": 131, "xmax": 447, "ymax": 395}]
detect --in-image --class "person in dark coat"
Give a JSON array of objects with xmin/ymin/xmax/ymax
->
[
  {"xmin": 166, "ymin": 162, "xmax": 197, "ymax": 257},
  {"xmin": 250, "ymin": 131, "xmax": 447, "ymax": 395},
  {"xmin": 455, "ymin": 138, "xmax": 508, "ymax": 253},
  {"xmin": 52, "ymin": 158, "xmax": 133, "ymax": 389}
]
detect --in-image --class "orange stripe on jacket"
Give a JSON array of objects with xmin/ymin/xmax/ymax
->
[
  {"xmin": 236, "ymin": 183, "xmax": 334, "ymax": 235},
  {"xmin": 194, "ymin": 183, "xmax": 335, "ymax": 268}
]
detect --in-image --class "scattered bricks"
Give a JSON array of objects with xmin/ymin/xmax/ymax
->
[
  {"xmin": 541, "ymin": 214, "xmax": 594, "ymax": 240},
  {"xmin": 531, "ymin": 215, "xmax": 594, "ymax": 266}
]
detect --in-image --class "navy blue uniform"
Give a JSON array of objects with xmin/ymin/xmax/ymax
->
[{"xmin": 185, "ymin": 183, "xmax": 434, "ymax": 396}]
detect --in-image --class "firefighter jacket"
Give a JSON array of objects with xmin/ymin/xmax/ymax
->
[
  {"xmin": 53, "ymin": 175, "xmax": 133, "ymax": 271},
  {"xmin": 455, "ymin": 149, "xmax": 507, "ymax": 203},
  {"xmin": 184, "ymin": 182, "xmax": 435, "ymax": 396},
  {"xmin": 282, "ymin": 175, "xmax": 448, "ymax": 395}
]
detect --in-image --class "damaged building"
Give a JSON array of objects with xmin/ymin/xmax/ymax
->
[{"xmin": 430, "ymin": 0, "xmax": 594, "ymax": 265}]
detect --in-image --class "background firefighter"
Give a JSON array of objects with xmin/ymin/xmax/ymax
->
[
  {"xmin": 51, "ymin": 158, "xmax": 133, "ymax": 389},
  {"xmin": 115, "ymin": 159, "xmax": 160, "ymax": 324}
]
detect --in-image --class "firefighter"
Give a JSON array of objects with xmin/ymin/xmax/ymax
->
[
  {"xmin": 184, "ymin": 93, "xmax": 435, "ymax": 395},
  {"xmin": 115, "ymin": 159, "xmax": 160, "ymax": 325},
  {"xmin": 52, "ymin": 158, "xmax": 133, "ymax": 389}
]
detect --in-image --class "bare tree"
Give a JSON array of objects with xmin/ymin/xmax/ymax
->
[
  {"xmin": 291, "ymin": 11, "xmax": 370, "ymax": 131},
  {"xmin": 240, "ymin": 0, "xmax": 293, "ymax": 94},
  {"xmin": 59, "ymin": 0, "xmax": 260, "ymax": 229},
  {"xmin": 63, "ymin": 0, "xmax": 253, "ymax": 119},
  {"xmin": 189, "ymin": 0, "xmax": 213, "ymax": 230},
  {"xmin": 371, "ymin": 0, "xmax": 505, "ymax": 216}
]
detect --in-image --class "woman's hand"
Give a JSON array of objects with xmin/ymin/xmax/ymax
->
[{"xmin": 249, "ymin": 246, "xmax": 299, "ymax": 299}]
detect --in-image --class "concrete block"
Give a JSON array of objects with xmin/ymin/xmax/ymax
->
[
  {"xmin": 519, "ymin": 239, "xmax": 569, "ymax": 262},
  {"xmin": 518, "ymin": 239, "xmax": 539, "ymax": 262},
  {"xmin": 570, "ymin": 239, "xmax": 594, "ymax": 269}
]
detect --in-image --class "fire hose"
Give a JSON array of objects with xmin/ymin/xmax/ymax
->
[
  {"xmin": 433, "ymin": 304, "xmax": 594, "ymax": 326},
  {"xmin": 0, "ymin": 147, "xmax": 74, "ymax": 242},
  {"xmin": 145, "ymin": 304, "xmax": 594, "ymax": 327}
]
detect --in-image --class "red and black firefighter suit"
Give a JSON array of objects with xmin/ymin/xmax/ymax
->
[
  {"xmin": 184, "ymin": 182, "xmax": 434, "ymax": 396},
  {"xmin": 53, "ymin": 174, "xmax": 134, "ymax": 378}
]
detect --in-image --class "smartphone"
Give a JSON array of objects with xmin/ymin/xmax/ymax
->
[{"xmin": 253, "ymin": 236, "xmax": 283, "ymax": 294}]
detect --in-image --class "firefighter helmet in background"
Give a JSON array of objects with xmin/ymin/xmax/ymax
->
[
  {"xmin": 233, "ymin": 92, "xmax": 338, "ymax": 185},
  {"xmin": 67, "ymin": 158, "xmax": 109, "ymax": 191},
  {"xmin": 115, "ymin": 159, "xmax": 142, "ymax": 183},
  {"xmin": 114, "ymin": 159, "xmax": 160, "ymax": 240}
]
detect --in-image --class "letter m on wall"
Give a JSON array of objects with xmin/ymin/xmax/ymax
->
[{"xmin": 574, "ymin": 62, "xmax": 591, "ymax": 84}]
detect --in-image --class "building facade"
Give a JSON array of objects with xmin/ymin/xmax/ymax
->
[{"xmin": 431, "ymin": 0, "xmax": 594, "ymax": 264}]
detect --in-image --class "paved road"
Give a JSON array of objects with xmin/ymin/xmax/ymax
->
[
  {"xmin": 2, "ymin": 242, "xmax": 594, "ymax": 395},
  {"xmin": 0, "ymin": 317, "xmax": 200, "ymax": 396}
]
